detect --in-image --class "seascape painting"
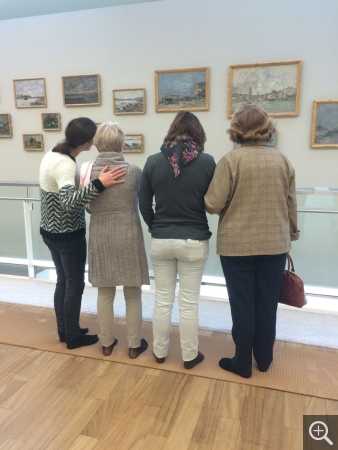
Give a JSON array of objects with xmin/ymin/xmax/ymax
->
[
  {"xmin": 113, "ymin": 89, "xmax": 145, "ymax": 114},
  {"xmin": 13, "ymin": 78, "xmax": 47, "ymax": 108},
  {"xmin": 228, "ymin": 61, "xmax": 302, "ymax": 117},
  {"xmin": 155, "ymin": 68, "xmax": 210, "ymax": 112},
  {"xmin": 0, "ymin": 114, "xmax": 12, "ymax": 138},
  {"xmin": 311, "ymin": 101, "xmax": 338, "ymax": 148},
  {"xmin": 62, "ymin": 75, "xmax": 100, "ymax": 106},
  {"xmin": 122, "ymin": 135, "xmax": 143, "ymax": 153},
  {"xmin": 23, "ymin": 134, "xmax": 43, "ymax": 151},
  {"xmin": 42, "ymin": 113, "xmax": 61, "ymax": 131}
]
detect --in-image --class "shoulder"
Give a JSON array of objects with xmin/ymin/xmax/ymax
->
[{"xmin": 199, "ymin": 152, "xmax": 215, "ymax": 165}]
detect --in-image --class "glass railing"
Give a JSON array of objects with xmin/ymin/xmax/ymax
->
[{"xmin": 0, "ymin": 182, "xmax": 338, "ymax": 297}]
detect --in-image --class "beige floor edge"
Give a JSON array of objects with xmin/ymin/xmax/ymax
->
[{"xmin": 1, "ymin": 300, "xmax": 338, "ymax": 401}]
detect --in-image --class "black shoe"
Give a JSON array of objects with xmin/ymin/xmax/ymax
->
[
  {"xmin": 59, "ymin": 327, "xmax": 89, "ymax": 343},
  {"xmin": 184, "ymin": 351, "xmax": 204, "ymax": 369},
  {"xmin": 102, "ymin": 338, "xmax": 118, "ymax": 356},
  {"xmin": 129, "ymin": 339, "xmax": 148, "ymax": 359},
  {"xmin": 219, "ymin": 357, "xmax": 252, "ymax": 378},
  {"xmin": 153, "ymin": 352, "xmax": 165, "ymax": 364},
  {"xmin": 66, "ymin": 334, "xmax": 99, "ymax": 349}
]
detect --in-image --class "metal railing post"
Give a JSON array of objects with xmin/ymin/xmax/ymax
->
[{"xmin": 23, "ymin": 200, "xmax": 35, "ymax": 278}]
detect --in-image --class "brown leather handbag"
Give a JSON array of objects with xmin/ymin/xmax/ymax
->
[{"xmin": 279, "ymin": 254, "xmax": 307, "ymax": 308}]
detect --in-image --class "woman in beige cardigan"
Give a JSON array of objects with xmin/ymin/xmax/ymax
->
[
  {"xmin": 88, "ymin": 122, "xmax": 150, "ymax": 358},
  {"xmin": 205, "ymin": 103, "xmax": 299, "ymax": 378}
]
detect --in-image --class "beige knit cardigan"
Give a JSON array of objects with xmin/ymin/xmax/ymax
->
[
  {"xmin": 204, "ymin": 142, "xmax": 299, "ymax": 256},
  {"xmin": 88, "ymin": 152, "xmax": 149, "ymax": 287}
]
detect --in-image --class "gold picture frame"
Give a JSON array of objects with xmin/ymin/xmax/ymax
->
[
  {"xmin": 311, "ymin": 100, "xmax": 338, "ymax": 148},
  {"xmin": 233, "ymin": 130, "xmax": 278, "ymax": 149},
  {"xmin": 113, "ymin": 88, "xmax": 146, "ymax": 114},
  {"xmin": 62, "ymin": 74, "xmax": 101, "ymax": 106},
  {"xmin": 228, "ymin": 60, "xmax": 302, "ymax": 117},
  {"xmin": 41, "ymin": 113, "xmax": 61, "ymax": 131},
  {"xmin": 23, "ymin": 134, "xmax": 44, "ymax": 151},
  {"xmin": 13, "ymin": 78, "xmax": 47, "ymax": 108},
  {"xmin": 0, "ymin": 114, "xmax": 12, "ymax": 138},
  {"xmin": 122, "ymin": 134, "xmax": 144, "ymax": 153},
  {"xmin": 155, "ymin": 67, "xmax": 210, "ymax": 112}
]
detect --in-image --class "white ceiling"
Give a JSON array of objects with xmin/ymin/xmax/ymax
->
[{"xmin": 0, "ymin": 0, "xmax": 161, "ymax": 21}]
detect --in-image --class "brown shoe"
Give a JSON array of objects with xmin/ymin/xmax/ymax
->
[
  {"xmin": 153, "ymin": 352, "xmax": 165, "ymax": 364},
  {"xmin": 184, "ymin": 351, "xmax": 204, "ymax": 369},
  {"xmin": 129, "ymin": 339, "xmax": 148, "ymax": 359},
  {"xmin": 102, "ymin": 338, "xmax": 118, "ymax": 356}
]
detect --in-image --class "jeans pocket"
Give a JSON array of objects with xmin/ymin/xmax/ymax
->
[
  {"xmin": 180, "ymin": 240, "xmax": 206, "ymax": 263},
  {"xmin": 150, "ymin": 238, "xmax": 164, "ymax": 260}
]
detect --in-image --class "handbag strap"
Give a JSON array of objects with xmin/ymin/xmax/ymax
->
[{"xmin": 286, "ymin": 253, "xmax": 295, "ymax": 273}]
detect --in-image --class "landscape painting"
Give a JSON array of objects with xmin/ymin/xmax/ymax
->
[
  {"xmin": 113, "ymin": 89, "xmax": 145, "ymax": 114},
  {"xmin": 41, "ymin": 113, "xmax": 61, "ymax": 131},
  {"xmin": 0, "ymin": 114, "xmax": 12, "ymax": 138},
  {"xmin": 13, "ymin": 78, "xmax": 47, "ymax": 108},
  {"xmin": 155, "ymin": 67, "xmax": 210, "ymax": 112},
  {"xmin": 311, "ymin": 100, "xmax": 338, "ymax": 148},
  {"xmin": 235, "ymin": 131, "xmax": 278, "ymax": 149},
  {"xmin": 23, "ymin": 134, "xmax": 43, "ymax": 151},
  {"xmin": 62, "ymin": 74, "xmax": 100, "ymax": 106},
  {"xmin": 228, "ymin": 60, "xmax": 302, "ymax": 117},
  {"xmin": 122, "ymin": 134, "xmax": 144, "ymax": 153}
]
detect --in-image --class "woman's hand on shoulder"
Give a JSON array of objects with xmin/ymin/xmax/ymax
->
[{"xmin": 98, "ymin": 165, "xmax": 126, "ymax": 187}]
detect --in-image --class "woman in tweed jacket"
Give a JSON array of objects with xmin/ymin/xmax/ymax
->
[
  {"xmin": 205, "ymin": 103, "xmax": 299, "ymax": 378},
  {"xmin": 88, "ymin": 122, "xmax": 149, "ymax": 358}
]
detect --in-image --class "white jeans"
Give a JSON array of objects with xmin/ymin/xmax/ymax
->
[{"xmin": 150, "ymin": 238, "xmax": 209, "ymax": 361}]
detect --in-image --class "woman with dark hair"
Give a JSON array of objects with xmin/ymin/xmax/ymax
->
[
  {"xmin": 139, "ymin": 111, "xmax": 215, "ymax": 369},
  {"xmin": 205, "ymin": 103, "xmax": 299, "ymax": 378},
  {"xmin": 39, "ymin": 117, "xmax": 126, "ymax": 349}
]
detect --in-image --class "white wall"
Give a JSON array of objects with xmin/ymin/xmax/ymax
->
[{"xmin": 0, "ymin": 0, "xmax": 337, "ymax": 186}]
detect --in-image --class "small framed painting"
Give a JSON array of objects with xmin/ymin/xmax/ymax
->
[
  {"xmin": 23, "ymin": 134, "xmax": 44, "ymax": 151},
  {"xmin": 122, "ymin": 134, "xmax": 144, "ymax": 153},
  {"xmin": 155, "ymin": 67, "xmax": 210, "ymax": 112},
  {"xmin": 41, "ymin": 113, "xmax": 61, "ymax": 131},
  {"xmin": 234, "ymin": 131, "xmax": 278, "ymax": 149},
  {"xmin": 62, "ymin": 74, "xmax": 101, "ymax": 106},
  {"xmin": 0, "ymin": 114, "xmax": 12, "ymax": 138},
  {"xmin": 13, "ymin": 78, "xmax": 47, "ymax": 108},
  {"xmin": 311, "ymin": 100, "xmax": 338, "ymax": 148},
  {"xmin": 228, "ymin": 60, "xmax": 302, "ymax": 117},
  {"xmin": 113, "ymin": 88, "xmax": 146, "ymax": 114}
]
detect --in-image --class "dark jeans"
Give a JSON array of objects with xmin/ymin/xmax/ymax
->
[
  {"xmin": 220, "ymin": 253, "xmax": 287, "ymax": 374},
  {"xmin": 43, "ymin": 236, "xmax": 87, "ymax": 342}
]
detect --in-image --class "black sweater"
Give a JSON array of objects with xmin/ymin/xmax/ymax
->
[{"xmin": 139, "ymin": 151, "xmax": 216, "ymax": 240}]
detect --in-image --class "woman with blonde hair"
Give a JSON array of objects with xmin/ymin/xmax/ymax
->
[
  {"xmin": 205, "ymin": 103, "xmax": 299, "ymax": 378},
  {"xmin": 139, "ymin": 111, "xmax": 215, "ymax": 369},
  {"xmin": 88, "ymin": 122, "xmax": 149, "ymax": 358}
]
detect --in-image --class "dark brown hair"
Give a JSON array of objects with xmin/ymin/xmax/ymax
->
[
  {"xmin": 163, "ymin": 111, "xmax": 206, "ymax": 149},
  {"xmin": 54, "ymin": 117, "xmax": 97, "ymax": 155},
  {"xmin": 227, "ymin": 103, "xmax": 275, "ymax": 144}
]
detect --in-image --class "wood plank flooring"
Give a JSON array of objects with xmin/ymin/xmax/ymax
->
[{"xmin": 0, "ymin": 342, "xmax": 337, "ymax": 449}]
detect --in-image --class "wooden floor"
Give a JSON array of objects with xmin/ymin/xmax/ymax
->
[{"xmin": 0, "ymin": 342, "xmax": 337, "ymax": 449}]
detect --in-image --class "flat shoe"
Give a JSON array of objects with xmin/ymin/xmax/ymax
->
[
  {"xmin": 129, "ymin": 339, "xmax": 148, "ymax": 359},
  {"xmin": 102, "ymin": 338, "xmax": 118, "ymax": 356},
  {"xmin": 153, "ymin": 352, "xmax": 165, "ymax": 364},
  {"xmin": 184, "ymin": 351, "xmax": 204, "ymax": 369}
]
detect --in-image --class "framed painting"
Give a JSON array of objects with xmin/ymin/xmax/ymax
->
[
  {"xmin": 155, "ymin": 67, "xmax": 210, "ymax": 112},
  {"xmin": 13, "ymin": 78, "xmax": 47, "ymax": 108},
  {"xmin": 234, "ymin": 131, "xmax": 278, "ymax": 149},
  {"xmin": 228, "ymin": 60, "xmax": 302, "ymax": 117},
  {"xmin": 41, "ymin": 113, "xmax": 61, "ymax": 131},
  {"xmin": 113, "ymin": 88, "xmax": 146, "ymax": 114},
  {"xmin": 311, "ymin": 100, "xmax": 338, "ymax": 148},
  {"xmin": 62, "ymin": 74, "xmax": 101, "ymax": 106},
  {"xmin": 0, "ymin": 114, "xmax": 12, "ymax": 138},
  {"xmin": 122, "ymin": 134, "xmax": 144, "ymax": 153},
  {"xmin": 23, "ymin": 134, "xmax": 44, "ymax": 151}
]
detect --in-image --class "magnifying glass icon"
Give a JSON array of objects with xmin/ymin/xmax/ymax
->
[{"xmin": 309, "ymin": 421, "xmax": 333, "ymax": 445}]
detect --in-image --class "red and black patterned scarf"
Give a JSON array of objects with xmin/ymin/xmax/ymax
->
[{"xmin": 160, "ymin": 135, "xmax": 202, "ymax": 177}]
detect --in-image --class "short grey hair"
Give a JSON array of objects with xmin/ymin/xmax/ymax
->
[{"xmin": 95, "ymin": 122, "xmax": 125, "ymax": 153}]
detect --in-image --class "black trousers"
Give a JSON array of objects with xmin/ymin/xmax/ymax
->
[
  {"xmin": 43, "ymin": 236, "xmax": 86, "ymax": 342},
  {"xmin": 220, "ymin": 253, "xmax": 287, "ymax": 374}
]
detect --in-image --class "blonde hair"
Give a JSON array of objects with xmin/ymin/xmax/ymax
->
[
  {"xmin": 227, "ymin": 103, "xmax": 275, "ymax": 144},
  {"xmin": 95, "ymin": 122, "xmax": 125, "ymax": 153}
]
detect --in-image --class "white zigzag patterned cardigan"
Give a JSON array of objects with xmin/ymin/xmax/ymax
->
[{"xmin": 39, "ymin": 149, "xmax": 104, "ymax": 241}]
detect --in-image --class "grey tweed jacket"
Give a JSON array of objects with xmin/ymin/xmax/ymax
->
[
  {"xmin": 88, "ymin": 152, "xmax": 149, "ymax": 287},
  {"xmin": 204, "ymin": 142, "xmax": 299, "ymax": 256}
]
